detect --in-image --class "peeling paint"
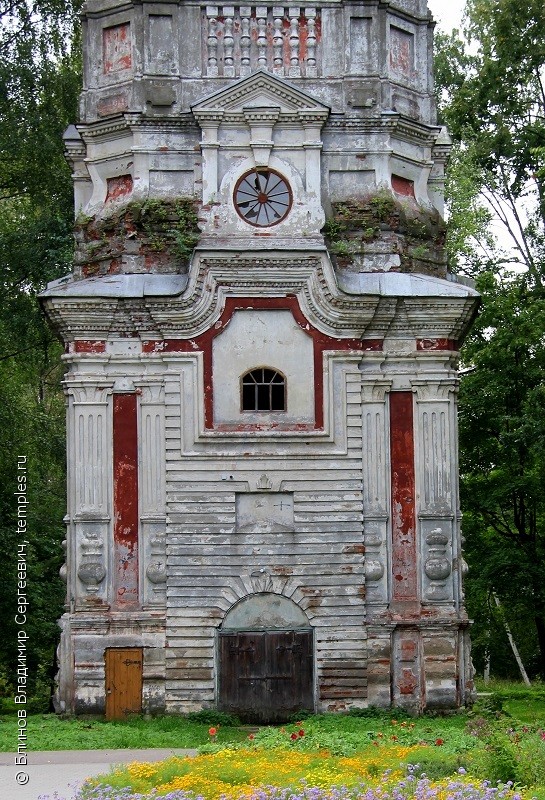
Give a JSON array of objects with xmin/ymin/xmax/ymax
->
[
  {"xmin": 113, "ymin": 393, "xmax": 139, "ymax": 609},
  {"xmin": 390, "ymin": 392, "xmax": 417, "ymax": 602},
  {"xmin": 69, "ymin": 340, "xmax": 106, "ymax": 354}
]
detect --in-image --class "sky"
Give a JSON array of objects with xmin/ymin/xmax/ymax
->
[{"xmin": 426, "ymin": 0, "xmax": 466, "ymax": 32}]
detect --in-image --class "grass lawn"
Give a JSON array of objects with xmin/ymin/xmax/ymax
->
[{"xmin": 0, "ymin": 712, "xmax": 248, "ymax": 751}]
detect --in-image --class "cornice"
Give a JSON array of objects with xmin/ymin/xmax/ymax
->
[{"xmin": 42, "ymin": 250, "xmax": 479, "ymax": 344}]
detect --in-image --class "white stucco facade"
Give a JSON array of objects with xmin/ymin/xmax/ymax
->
[{"xmin": 42, "ymin": 0, "xmax": 478, "ymax": 719}]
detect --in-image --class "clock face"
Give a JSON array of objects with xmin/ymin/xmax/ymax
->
[{"xmin": 234, "ymin": 168, "xmax": 292, "ymax": 227}]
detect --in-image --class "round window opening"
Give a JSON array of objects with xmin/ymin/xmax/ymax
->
[{"xmin": 234, "ymin": 168, "xmax": 292, "ymax": 227}]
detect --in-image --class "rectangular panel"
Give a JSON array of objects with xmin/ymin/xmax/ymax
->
[
  {"xmin": 349, "ymin": 18, "xmax": 371, "ymax": 72},
  {"xmin": 103, "ymin": 23, "xmax": 132, "ymax": 74},
  {"xmin": 389, "ymin": 26, "xmax": 414, "ymax": 79},
  {"xmin": 329, "ymin": 170, "xmax": 375, "ymax": 201},
  {"xmin": 146, "ymin": 15, "xmax": 175, "ymax": 74},
  {"xmin": 113, "ymin": 393, "xmax": 139, "ymax": 608},
  {"xmin": 390, "ymin": 392, "xmax": 417, "ymax": 601}
]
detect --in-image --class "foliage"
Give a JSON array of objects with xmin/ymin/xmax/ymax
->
[
  {"xmin": 458, "ymin": 272, "xmax": 545, "ymax": 678},
  {"xmin": 0, "ymin": 0, "xmax": 82, "ymax": 696},
  {"xmin": 434, "ymin": 0, "xmax": 545, "ymax": 679},
  {"xmin": 185, "ymin": 710, "xmax": 241, "ymax": 727}
]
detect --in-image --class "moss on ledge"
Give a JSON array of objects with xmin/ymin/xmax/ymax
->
[
  {"xmin": 323, "ymin": 191, "xmax": 447, "ymax": 277},
  {"xmin": 74, "ymin": 198, "xmax": 200, "ymax": 279}
]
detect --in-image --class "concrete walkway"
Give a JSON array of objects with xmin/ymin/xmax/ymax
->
[{"xmin": 0, "ymin": 748, "xmax": 197, "ymax": 800}]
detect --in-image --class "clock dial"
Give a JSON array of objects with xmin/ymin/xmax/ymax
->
[{"xmin": 234, "ymin": 169, "xmax": 292, "ymax": 227}]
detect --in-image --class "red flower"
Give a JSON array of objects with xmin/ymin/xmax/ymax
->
[
  {"xmin": 208, "ymin": 727, "xmax": 217, "ymax": 736},
  {"xmin": 298, "ymin": 729, "xmax": 305, "ymax": 737},
  {"xmin": 435, "ymin": 738, "xmax": 444, "ymax": 746},
  {"xmin": 290, "ymin": 732, "xmax": 298, "ymax": 740},
  {"xmin": 248, "ymin": 734, "xmax": 255, "ymax": 740}
]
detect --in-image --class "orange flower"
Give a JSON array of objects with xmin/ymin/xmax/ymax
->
[
  {"xmin": 208, "ymin": 727, "xmax": 217, "ymax": 736},
  {"xmin": 248, "ymin": 734, "xmax": 255, "ymax": 740}
]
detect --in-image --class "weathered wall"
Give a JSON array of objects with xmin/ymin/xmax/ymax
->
[{"xmin": 44, "ymin": 0, "xmax": 477, "ymax": 717}]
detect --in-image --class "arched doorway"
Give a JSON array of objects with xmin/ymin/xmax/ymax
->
[{"xmin": 218, "ymin": 593, "xmax": 314, "ymax": 723}]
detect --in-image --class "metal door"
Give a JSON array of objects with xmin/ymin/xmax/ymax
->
[
  {"xmin": 219, "ymin": 630, "xmax": 313, "ymax": 723},
  {"xmin": 105, "ymin": 647, "xmax": 143, "ymax": 720}
]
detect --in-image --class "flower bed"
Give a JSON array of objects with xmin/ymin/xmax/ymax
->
[{"xmin": 43, "ymin": 716, "xmax": 545, "ymax": 800}]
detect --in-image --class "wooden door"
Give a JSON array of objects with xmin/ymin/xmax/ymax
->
[
  {"xmin": 105, "ymin": 647, "xmax": 143, "ymax": 720},
  {"xmin": 219, "ymin": 630, "xmax": 313, "ymax": 723}
]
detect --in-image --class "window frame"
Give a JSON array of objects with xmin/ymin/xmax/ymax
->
[{"xmin": 240, "ymin": 367, "xmax": 287, "ymax": 413}]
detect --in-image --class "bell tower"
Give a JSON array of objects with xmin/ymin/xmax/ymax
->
[{"xmin": 43, "ymin": 0, "xmax": 477, "ymax": 718}]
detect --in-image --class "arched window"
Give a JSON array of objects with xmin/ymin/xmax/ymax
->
[{"xmin": 241, "ymin": 368, "xmax": 286, "ymax": 412}]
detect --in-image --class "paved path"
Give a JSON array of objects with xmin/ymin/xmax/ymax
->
[{"xmin": 0, "ymin": 749, "xmax": 197, "ymax": 800}]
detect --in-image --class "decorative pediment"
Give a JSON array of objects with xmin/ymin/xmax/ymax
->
[{"xmin": 191, "ymin": 69, "xmax": 329, "ymax": 124}]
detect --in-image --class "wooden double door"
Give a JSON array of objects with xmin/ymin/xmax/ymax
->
[{"xmin": 219, "ymin": 630, "xmax": 314, "ymax": 723}]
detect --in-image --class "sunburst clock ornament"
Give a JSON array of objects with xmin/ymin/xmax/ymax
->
[{"xmin": 234, "ymin": 168, "xmax": 292, "ymax": 227}]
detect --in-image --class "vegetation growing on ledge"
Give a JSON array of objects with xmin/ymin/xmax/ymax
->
[
  {"xmin": 323, "ymin": 191, "xmax": 447, "ymax": 277},
  {"xmin": 74, "ymin": 198, "xmax": 200, "ymax": 279}
]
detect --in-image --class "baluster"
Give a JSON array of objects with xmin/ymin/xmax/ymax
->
[
  {"xmin": 240, "ymin": 8, "xmax": 251, "ymax": 75},
  {"xmin": 256, "ymin": 7, "xmax": 268, "ymax": 69},
  {"xmin": 273, "ymin": 8, "xmax": 284, "ymax": 73},
  {"xmin": 288, "ymin": 7, "xmax": 300, "ymax": 76},
  {"xmin": 224, "ymin": 7, "xmax": 235, "ymax": 76},
  {"xmin": 307, "ymin": 8, "xmax": 317, "ymax": 76},
  {"xmin": 206, "ymin": 7, "xmax": 219, "ymax": 76}
]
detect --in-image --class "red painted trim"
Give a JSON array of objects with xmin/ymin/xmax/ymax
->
[
  {"xmin": 143, "ymin": 297, "xmax": 382, "ymax": 430},
  {"xmin": 69, "ymin": 340, "xmax": 107, "ymax": 354},
  {"xmin": 416, "ymin": 338, "xmax": 458, "ymax": 352},
  {"xmin": 392, "ymin": 174, "xmax": 415, "ymax": 198},
  {"xmin": 112, "ymin": 393, "xmax": 139, "ymax": 609},
  {"xmin": 390, "ymin": 391, "xmax": 417, "ymax": 602}
]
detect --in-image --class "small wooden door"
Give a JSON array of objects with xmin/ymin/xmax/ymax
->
[
  {"xmin": 219, "ymin": 630, "xmax": 313, "ymax": 723},
  {"xmin": 105, "ymin": 648, "xmax": 143, "ymax": 720}
]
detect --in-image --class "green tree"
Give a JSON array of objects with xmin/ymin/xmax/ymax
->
[
  {"xmin": 0, "ymin": 0, "xmax": 82, "ymax": 701},
  {"xmin": 435, "ymin": 0, "xmax": 545, "ymax": 677}
]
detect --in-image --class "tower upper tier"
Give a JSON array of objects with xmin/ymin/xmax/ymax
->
[{"xmin": 79, "ymin": 0, "xmax": 436, "ymax": 124}]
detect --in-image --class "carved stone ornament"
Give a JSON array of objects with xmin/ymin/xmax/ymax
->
[
  {"xmin": 146, "ymin": 561, "xmax": 167, "ymax": 584},
  {"xmin": 364, "ymin": 559, "xmax": 385, "ymax": 582},
  {"xmin": 77, "ymin": 530, "xmax": 106, "ymax": 594},
  {"xmin": 424, "ymin": 557, "xmax": 451, "ymax": 581},
  {"xmin": 146, "ymin": 531, "xmax": 167, "ymax": 603},
  {"xmin": 256, "ymin": 474, "xmax": 273, "ymax": 491},
  {"xmin": 423, "ymin": 527, "xmax": 451, "ymax": 601},
  {"xmin": 59, "ymin": 538, "xmax": 67, "ymax": 583},
  {"xmin": 250, "ymin": 568, "xmax": 273, "ymax": 593}
]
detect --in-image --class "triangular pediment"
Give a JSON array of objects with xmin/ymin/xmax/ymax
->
[{"xmin": 191, "ymin": 69, "xmax": 330, "ymax": 117}]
